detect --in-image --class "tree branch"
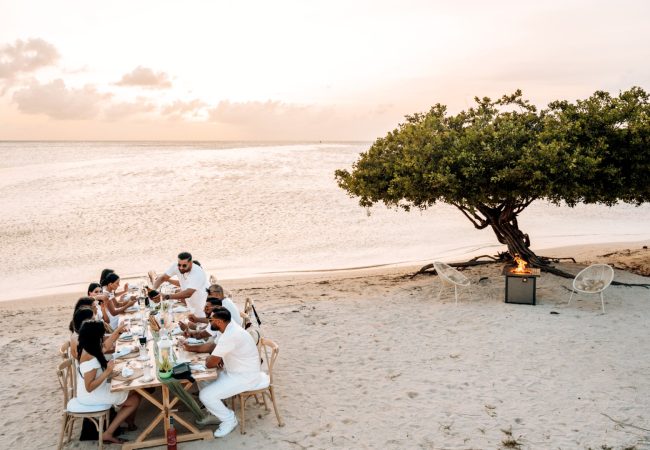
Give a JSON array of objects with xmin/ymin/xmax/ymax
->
[{"xmin": 451, "ymin": 203, "xmax": 488, "ymax": 229}]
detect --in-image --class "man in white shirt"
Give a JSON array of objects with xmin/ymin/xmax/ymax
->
[
  {"xmin": 205, "ymin": 284, "xmax": 242, "ymax": 327},
  {"xmin": 152, "ymin": 252, "xmax": 208, "ymax": 317},
  {"xmin": 197, "ymin": 307, "xmax": 268, "ymax": 437}
]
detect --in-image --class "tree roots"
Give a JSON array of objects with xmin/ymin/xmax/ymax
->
[{"xmin": 413, "ymin": 254, "xmax": 650, "ymax": 288}]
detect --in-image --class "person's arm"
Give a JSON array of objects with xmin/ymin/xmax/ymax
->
[
  {"xmin": 206, "ymin": 354, "xmax": 224, "ymax": 369},
  {"xmin": 114, "ymin": 283, "xmax": 129, "ymax": 297},
  {"xmin": 168, "ymin": 279, "xmax": 180, "ymax": 287},
  {"xmin": 82, "ymin": 358, "xmax": 115, "ymax": 392},
  {"xmin": 153, "ymin": 273, "xmax": 171, "ymax": 290},
  {"xmin": 103, "ymin": 323, "xmax": 127, "ymax": 351},
  {"xmin": 188, "ymin": 313, "xmax": 208, "ymax": 324},
  {"xmin": 184, "ymin": 341, "xmax": 216, "ymax": 354},
  {"xmin": 163, "ymin": 288, "xmax": 195, "ymax": 305},
  {"xmin": 105, "ymin": 296, "xmax": 135, "ymax": 316}
]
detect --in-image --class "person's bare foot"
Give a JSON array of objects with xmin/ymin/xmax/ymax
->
[{"xmin": 102, "ymin": 432, "xmax": 125, "ymax": 444}]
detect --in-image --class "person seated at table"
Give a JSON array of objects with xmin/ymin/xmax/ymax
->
[
  {"xmin": 87, "ymin": 282, "xmax": 111, "ymax": 326},
  {"xmin": 197, "ymin": 307, "xmax": 268, "ymax": 437},
  {"xmin": 152, "ymin": 252, "xmax": 208, "ymax": 317},
  {"xmin": 204, "ymin": 284, "xmax": 243, "ymax": 327},
  {"xmin": 100, "ymin": 268, "xmax": 130, "ymax": 296},
  {"xmin": 100, "ymin": 272, "xmax": 137, "ymax": 330},
  {"xmin": 69, "ymin": 307, "xmax": 126, "ymax": 358},
  {"xmin": 180, "ymin": 297, "xmax": 223, "ymax": 331},
  {"xmin": 77, "ymin": 321, "xmax": 141, "ymax": 443}
]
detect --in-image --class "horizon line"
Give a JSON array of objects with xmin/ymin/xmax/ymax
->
[{"xmin": 0, "ymin": 139, "xmax": 374, "ymax": 144}]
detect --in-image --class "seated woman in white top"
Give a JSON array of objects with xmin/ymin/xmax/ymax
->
[
  {"xmin": 100, "ymin": 272, "xmax": 137, "ymax": 331},
  {"xmin": 77, "ymin": 321, "xmax": 141, "ymax": 444}
]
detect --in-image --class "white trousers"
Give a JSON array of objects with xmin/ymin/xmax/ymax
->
[{"xmin": 199, "ymin": 372, "xmax": 257, "ymax": 422}]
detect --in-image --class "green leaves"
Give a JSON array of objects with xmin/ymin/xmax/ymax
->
[{"xmin": 335, "ymin": 88, "xmax": 650, "ymax": 222}]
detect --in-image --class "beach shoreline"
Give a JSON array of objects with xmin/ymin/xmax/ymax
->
[{"xmin": 3, "ymin": 239, "xmax": 648, "ymax": 307}]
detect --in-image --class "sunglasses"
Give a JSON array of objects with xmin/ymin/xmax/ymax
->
[{"xmin": 178, "ymin": 263, "xmax": 190, "ymax": 269}]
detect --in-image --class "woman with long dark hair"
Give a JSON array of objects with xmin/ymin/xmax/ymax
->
[
  {"xmin": 77, "ymin": 321, "xmax": 140, "ymax": 443},
  {"xmin": 69, "ymin": 303, "xmax": 125, "ymax": 359},
  {"xmin": 100, "ymin": 273, "xmax": 136, "ymax": 330}
]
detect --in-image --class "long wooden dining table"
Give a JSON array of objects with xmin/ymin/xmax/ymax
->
[{"xmin": 110, "ymin": 307, "xmax": 217, "ymax": 450}]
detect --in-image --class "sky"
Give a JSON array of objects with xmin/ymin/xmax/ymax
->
[{"xmin": 0, "ymin": 0, "xmax": 649, "ymax": 141}]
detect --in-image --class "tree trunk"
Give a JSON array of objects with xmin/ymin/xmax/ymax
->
[{"xmin": 485, "ymin": 211, "xmax": 548, "ymax": 267}]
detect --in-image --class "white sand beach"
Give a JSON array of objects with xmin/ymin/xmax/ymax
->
[{"xmin": 1, "ymin": 242, "xmax": 649, "ymax": 449}]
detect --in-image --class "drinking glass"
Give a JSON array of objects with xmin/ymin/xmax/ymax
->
[{"xmin": 138, "ymin": 336, "xmax": 148, "ymax": 360}]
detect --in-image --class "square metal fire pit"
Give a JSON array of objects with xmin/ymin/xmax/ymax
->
[{"xmin": 502, "ymin": 266, "xmax": 541, "ymax": 305}]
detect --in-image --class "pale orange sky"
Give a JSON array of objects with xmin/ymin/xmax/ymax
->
[{"xmin": 1, "ymin": 0, "xmax": 649, "ymax": 140}]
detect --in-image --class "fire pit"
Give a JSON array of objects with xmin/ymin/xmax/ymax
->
[{"xmin": 503, "ymin": 256, "xmax": 541, "ymax": 305}]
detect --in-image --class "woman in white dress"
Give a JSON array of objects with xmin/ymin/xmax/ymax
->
[{"xmin": 77, "ymin": 321, "xmax": 141, "ymax": 444}]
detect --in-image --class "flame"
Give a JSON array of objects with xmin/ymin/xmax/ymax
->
[{"xmin": 512, "ymin": 255, "xmax": 532, "ymax": 274}]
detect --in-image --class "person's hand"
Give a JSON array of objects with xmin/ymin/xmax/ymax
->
[
  {"xmin": 188, "ymin": 313, "xmax": 197, "ymax": 323},
  {"xmin": 106, "ymin": 359, "xmax": 115, "ymax": 374},
  {"xmin": 116, "ymin": 323, "xmax": 127, "ymax": 334},
  {"xmin": 123, "ymin": 282, "xmax": 129, "ymax": 291},
  {"xmin": 216, "ymin": 360, "xmax": 224, "ymax": 370},
  {"xmin": 183, "ymin": 343, "xmax": 195, "ymax": 352},
  {"xmin": 179, "ymin": 321, "xmax": 188, "ymax": 331}
]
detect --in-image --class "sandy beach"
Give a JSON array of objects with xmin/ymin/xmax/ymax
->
[{"xmin": 0, "ymin": 241, "xmax": 648, "ymax": 449}]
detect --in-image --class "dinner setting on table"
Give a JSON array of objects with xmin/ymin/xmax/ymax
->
[{"xmin": 57, "ymin": 254, "xmax": 282, "ymax": 450}]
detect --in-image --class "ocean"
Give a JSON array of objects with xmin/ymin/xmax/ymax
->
[{"xmin": 1, "ymin": 141, "xmax": 649, "ymax": 301}]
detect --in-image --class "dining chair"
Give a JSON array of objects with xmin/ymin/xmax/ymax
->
[
  {"xmin": 567, "ymin": 263, "xmax": 615, "ymax": 313},
  {"xmin": 433, "ymin": 261, "xmax": 472, "ymax": 305},
  {"xmin": 59, "ymin": 341, "xmax": 71, "ymax": 359},
  {"xmin": 56, "ymin": 358, "xmax": 111, "ymax": 450},
  {"xmin": 233, "ymin": 338, "xmax": 284, "ymax": 434}
]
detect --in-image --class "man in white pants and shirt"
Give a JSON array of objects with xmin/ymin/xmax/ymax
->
[
  {"xmin": 198, "ymin": 307, "xmax": 268, "ymax": 437},
  {"xmin": 152, "ymin": 251, "xmax": 208, "ymax": 318}
]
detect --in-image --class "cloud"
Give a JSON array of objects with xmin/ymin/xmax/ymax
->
[
  {"xmin": 0, "ymin": 38, "xmax": 60, "ymax": 79},
  {"xmin": 162, "ymin": 99, "xmax": 207, "ymax": 117},
  {"xmin": 208, "ymin": 100, "xmax": 316, "ymax": 125},
  {"xmin": 103, "ymin": 97, "xmax": 156, "ymax": 121},
  {"xmin": 115, "ymin": 66, "xmax": 172, "ymax": 88},
  {"xmin": 12, "ymin": 79, "xmax": 109, "ymax": 120}
]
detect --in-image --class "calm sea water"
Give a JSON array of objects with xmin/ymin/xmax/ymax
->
[{"xmin": 1, "ymin": 141, "xmax": 649, "ymax": 300}]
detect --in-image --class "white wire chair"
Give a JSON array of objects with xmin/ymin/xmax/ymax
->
[
  {"xmin": 567, "ymin": 264, "xmax": 615, "ymax": 313},
  {"xmin": 433, "ymin": 261, "xmax": 471, "ymax": 305}
]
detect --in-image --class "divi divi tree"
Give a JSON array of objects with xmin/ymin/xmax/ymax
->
[{"xmin": 335, "ymin": 88, "xmax": 650, "ymax": 275}]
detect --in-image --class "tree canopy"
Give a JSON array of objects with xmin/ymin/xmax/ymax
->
[{"xmin": 335, "ymin": 88, "xmax": 650, "ymax": 269}]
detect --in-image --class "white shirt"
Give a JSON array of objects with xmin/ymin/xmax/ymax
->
[
  {"xmin": 211, "ymin": 322, "xmax": 260, "ymax": 375},
  {"xmin": 165, "ymin": 262, "xmax": 208, "ymax": 318},
  {"xmin": 222, "ymin": 297, "xmax": 242, "ymax": 327}
]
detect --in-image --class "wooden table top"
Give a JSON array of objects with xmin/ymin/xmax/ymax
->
[{"xmin": 110, "ymin": 308, "xmax": 217, "ymax": 392}]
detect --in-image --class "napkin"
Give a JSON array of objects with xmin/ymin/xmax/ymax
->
[
  {"xmin": 186, "ymin": 337, "xmax": 205, "ymax": 345},
  {"xmin": 172, "ymin": 306, "xmax": 189, "ymax": 313},
  {"xmin": 121, "ymin": 366, "xmax": 134, "ymax": 377},
  {"xmin": 171, "ymin": 326, "xmax": 183, "ymax": 336},
  {"xmin": 189, "ymin": 363, "xmax": 207, "ymax": 372}
]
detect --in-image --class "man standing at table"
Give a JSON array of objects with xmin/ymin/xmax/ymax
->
[
  {"xmin": 197, "ymin": 307, "xmax": 268, "ymax": 437},
  {"xmin": 152, "ymin": 252, "xmax": 208, "ymax": 317}
]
